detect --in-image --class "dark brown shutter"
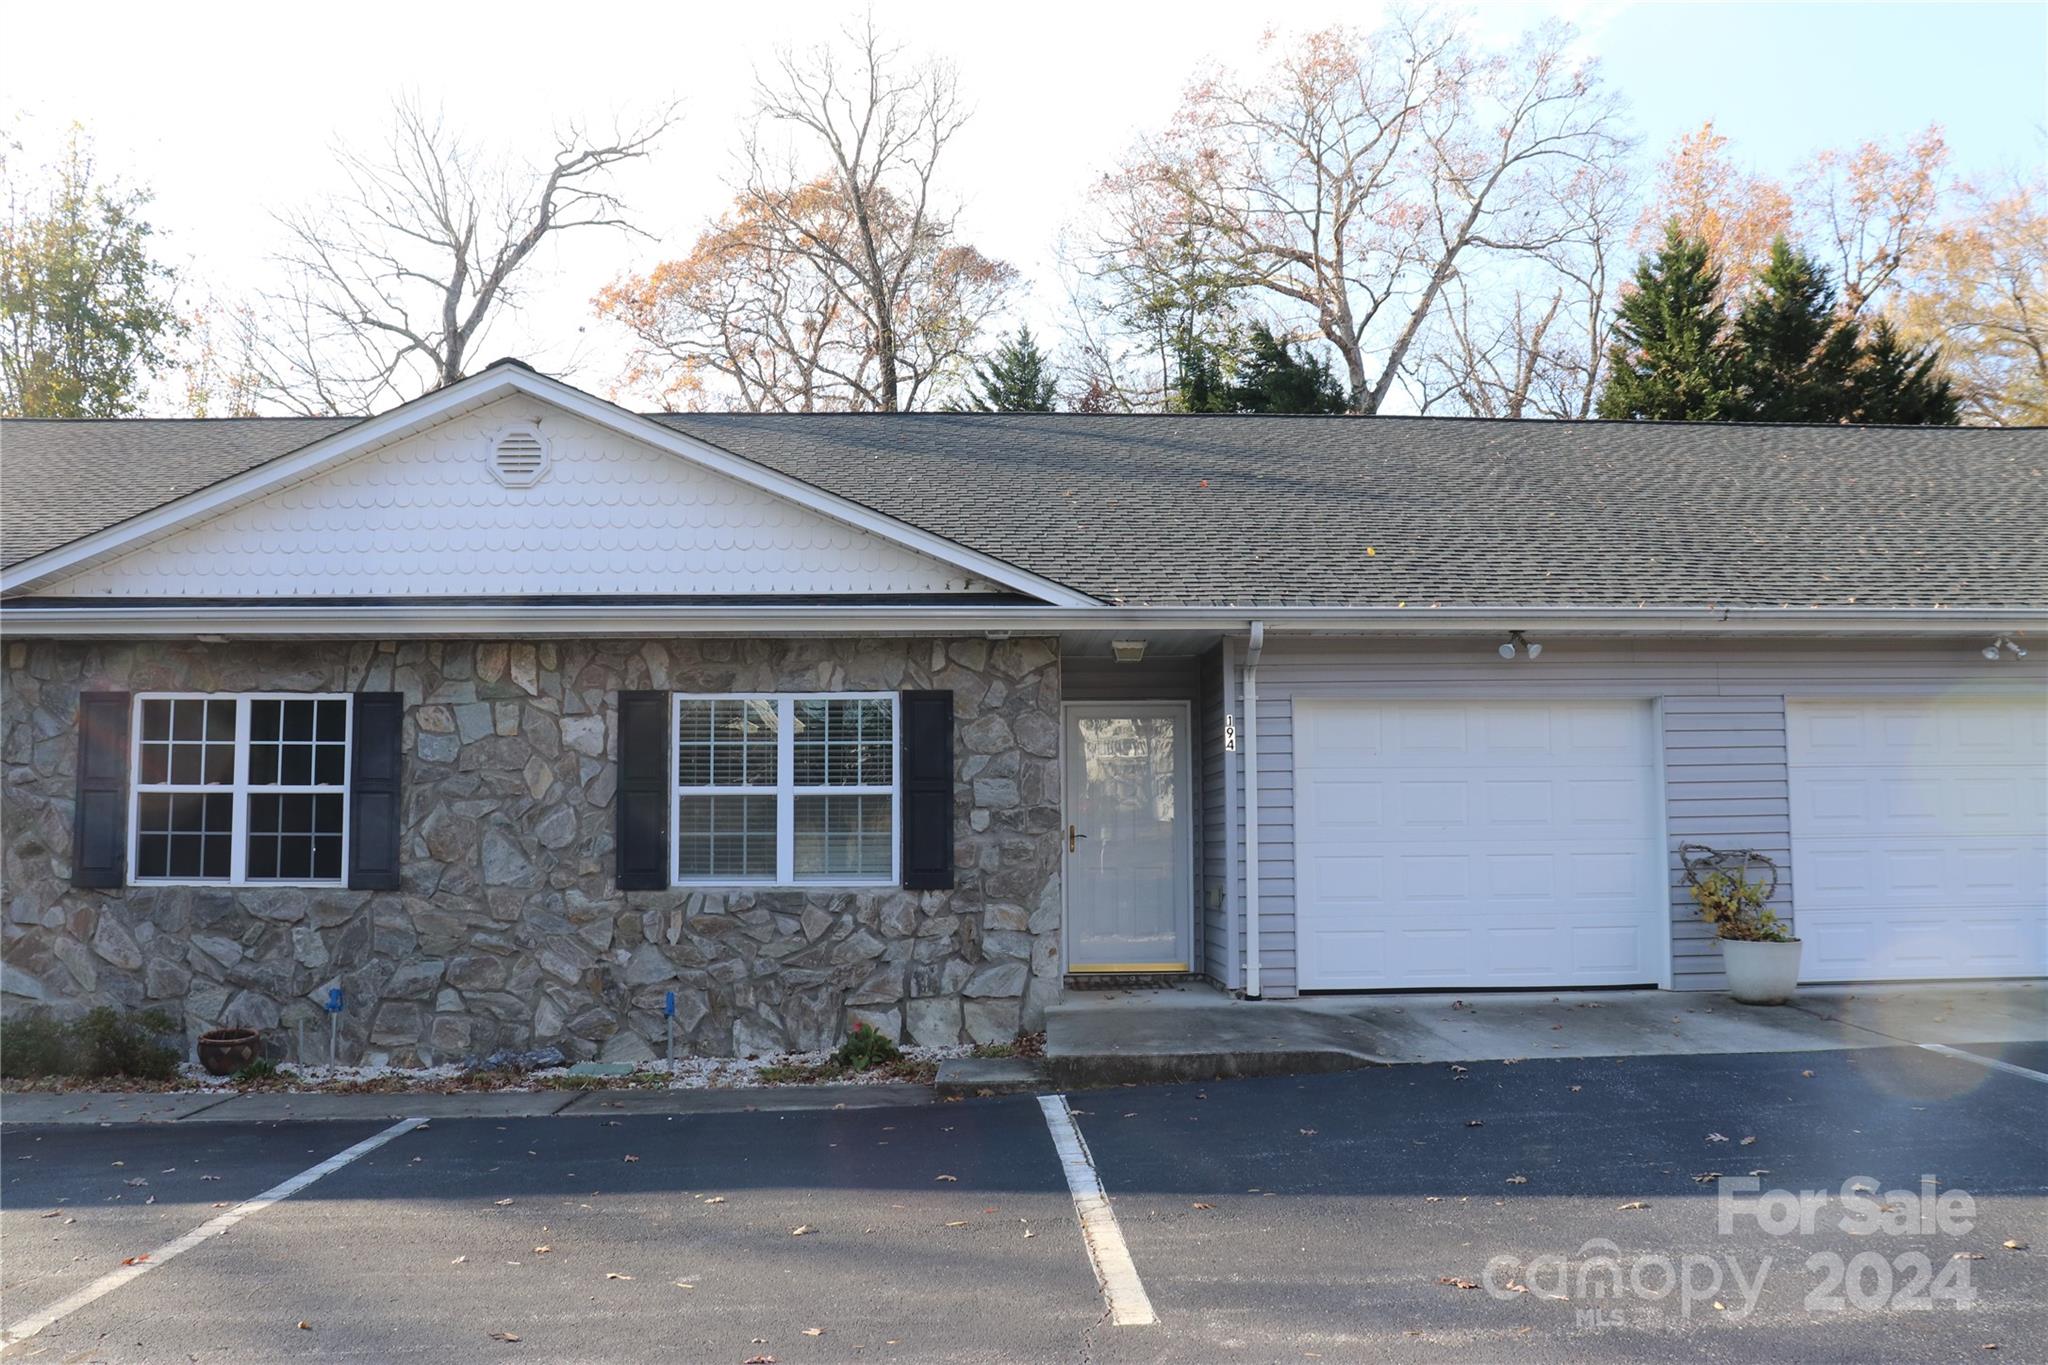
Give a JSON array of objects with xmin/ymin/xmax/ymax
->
[
  {"xmin": 899, "ymin": 689, "xmax": 955, "ymax": 891},
  {"xmin": 72, "ymin": 692, "xmax": 131, "ymax": 888},
  {"xmin": 616, "ymin": 691, "xmax": 670, "ymax": 891},
  {"xmin": 347, "ymin": 692, "xmax": 404, "ymax": 890}
]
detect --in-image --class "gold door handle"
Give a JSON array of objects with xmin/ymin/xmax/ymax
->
[{"xmin": 1067, "ymin": 824, "xmax": 1089, "ymax": 853}]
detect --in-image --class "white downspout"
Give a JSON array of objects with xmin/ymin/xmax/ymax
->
[{"xmin": 1242, "ymin": 621, "xmax": 1265, "ymax": 998}]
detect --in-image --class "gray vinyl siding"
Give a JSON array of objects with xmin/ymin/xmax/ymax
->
[
  {"xmin": 1226, "ymin": 636, "xmax": 2048, "ymax": 997},
  {"xmin": 1199, "ymin": 643, "xmax": 1234, "ymax": 986},
  {"xmin": 1662, "ymin": 695, "xmax": 1792, "ymax": 990}
]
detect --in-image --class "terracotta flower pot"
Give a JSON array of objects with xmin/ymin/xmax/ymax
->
[{"xmin": 197, "ymin": 1027, "xmax": 262, "ymax": 1076}]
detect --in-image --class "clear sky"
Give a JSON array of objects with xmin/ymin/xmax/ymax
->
[{"xmin": 6, "ymin": 0, "xmax": 2045, "ymax": 408}]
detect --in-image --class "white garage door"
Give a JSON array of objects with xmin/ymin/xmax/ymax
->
[
  {"xmin": 1788, "ymin": 697, "xmax": 2048, "ymax": 982},
  {"xmin": 1294, "ymin": 700, "xmax": 1664, "ymax": 990}
]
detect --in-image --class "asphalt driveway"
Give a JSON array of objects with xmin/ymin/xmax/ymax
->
[{"xmin": 3, "ymin": 1045, "xmax": 2043, "ymax": 1362}]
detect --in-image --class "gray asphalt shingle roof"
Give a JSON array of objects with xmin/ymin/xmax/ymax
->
[
  {"xmin": 4, "ymin": 407, "xmax": 2044, "ymax": 609},
  {"xmin": 659, "ymin": 413, "xmax": 2048, "ymax": 609},
  {"xmin": 1, "ymin": 417, "xmax": 356, "ymax": 569}
]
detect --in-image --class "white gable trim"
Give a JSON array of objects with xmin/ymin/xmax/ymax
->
[{"xmin": 0, "ymin": 364, "xmax": 1097, "ymax": 606}]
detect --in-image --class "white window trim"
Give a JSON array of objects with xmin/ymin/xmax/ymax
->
[
  {"xmin": 128, "ymin": 692, "xmax": 353, "ymax": 888},
  {"xmin": 670, "ymin": 692, "xmax": 901, "ymax": 889}
]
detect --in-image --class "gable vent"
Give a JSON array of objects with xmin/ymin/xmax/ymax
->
[{"xmin": 489, "ymin": 426, "xmax": 552, "ymax": 487}]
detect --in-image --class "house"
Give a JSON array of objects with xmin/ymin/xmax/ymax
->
[{"xmin": 2, "ymin": 358, "xmax": 2043, "ymax": 1066}]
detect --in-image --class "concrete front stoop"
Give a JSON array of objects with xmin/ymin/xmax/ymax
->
[{"xmin": 1043, "ymin": 984, "xmax": 1382, "ymax": 1087}]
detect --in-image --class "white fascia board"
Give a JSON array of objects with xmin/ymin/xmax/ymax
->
[
  {"xmin": 0, "ymin": 364, "xmax": 1097, "ymax": 608},
  {"xmin": 2, "ymin": 602, "xmax": 2041, "ymax": 638}
]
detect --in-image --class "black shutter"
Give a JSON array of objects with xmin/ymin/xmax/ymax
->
[
  {"xmin": 899, "ymin": 689, "xmax": 955, "ymax": 891},
  {"xmin": 347, "ymin": 692, "xmax": 404, "ymax": 890},
  {"xmin": 616, "ymin": 691, "xmax": 670, "ymax": 891},
  {"xmin": 72, "ymin": 692, "xmax": 131, "ymax": 888}
]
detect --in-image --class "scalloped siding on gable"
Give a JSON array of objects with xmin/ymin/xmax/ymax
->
[{"xmin": 43, "ymin": 398, "xmax": 998, "ymax": 598}]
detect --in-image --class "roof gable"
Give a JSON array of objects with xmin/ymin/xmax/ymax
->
[{"xmin": 2, "ymin": 364, "xmax": 1092, "ymax": 605}]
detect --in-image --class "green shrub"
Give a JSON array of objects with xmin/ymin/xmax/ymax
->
[
  {"xmin": 832, "ymin": 1022, "xmax": 902, "ymax": 1072},
  {"xmin": 231, "ymin": 1057, "xmax": 291, "ymax": 1084},
  {"xmin": 0, "ymin": 1009, "xmax": 74, "ymax": 1078},
  {"xmin": 72, "ymin": 1008, "xmax": 181, "ymax": 1080},
  {"xmin": 0, "ymin": 1007, "xmax": 181, "ymax": 1081}
]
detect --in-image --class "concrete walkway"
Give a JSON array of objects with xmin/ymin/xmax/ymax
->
[{"xmin": 1044, "ymin": 979, "xmax": 2047, "ymax": 1082}]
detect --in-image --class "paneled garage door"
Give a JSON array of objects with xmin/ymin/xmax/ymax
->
[
  {"xmin": 1788, "ymin": 698, "xmax": 2048, "ymax": 981},
  {"xmin": 1294, "ymin": 700, "xmax": 1664, "ymax": 990}
]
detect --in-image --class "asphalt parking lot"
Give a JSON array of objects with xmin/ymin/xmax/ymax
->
[{"xmin": 3, "ymin": 1044, "xmax": 2043, "ymax": 1363}]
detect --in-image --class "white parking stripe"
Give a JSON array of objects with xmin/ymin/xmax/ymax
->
[
  {"xmin": 0, "ymin": 1115, "xmax": 427, "ymax": 1351},
  {"xmin": 1918, "ymin": 1042, "xmax": 2048, "ymax": 1084},
  {"xmin": 1038, "ymin": 1092, "xmax": 1158, "ymax": 1327}
]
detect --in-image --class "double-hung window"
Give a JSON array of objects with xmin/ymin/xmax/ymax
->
[
  {"xmin": 129, "ymin": 694, "xmax": 352, "ymax": 885},
  {"xmin": 672, "ymin": 693, "xmax": 898, "ymax": 886}
]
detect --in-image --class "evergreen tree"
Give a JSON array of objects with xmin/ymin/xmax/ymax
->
[
  {"xmin": 1172, "ymin": 325, "xmax": 1233, "ymax": 412},
  {"xmin": 1731, "ymin": 236, "xmax": 1862, "ymax": 422},
  {"xmin": 1850, "ymin": 318, "xmax": 1960, "ymax": 425},
  {"xmin": 963, "ymin": 325, "xmax": 1059, "ymax": 412},
  {"xmin": 1596, "ymin": 223, "xmax": 1738, "ymax": 421},
  {"xmin": 1226, "ymin": 324, "xmax": 1349, "ymax": 413},
  {"xmin": 1, "ymin": 126, "xmax": 179, "ymax": 417}
]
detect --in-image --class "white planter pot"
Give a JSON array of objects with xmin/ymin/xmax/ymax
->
[{"xmin": 1720, "ymin": 938, "xmax": 1802, "ymax": 1005}]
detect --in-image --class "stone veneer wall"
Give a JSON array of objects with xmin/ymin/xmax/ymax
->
[{"xmin": 1, "ymin": 637, "xmax": 1063, "ymax": 1065}]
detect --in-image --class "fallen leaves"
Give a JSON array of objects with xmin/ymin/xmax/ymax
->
[
  {"xmin": 790, "ymin": 1225, "xmax": 815, "ymax": 1237},
  {"xmin": 605, "ymin": 1272, "xmax": 633, "ymax": 1280},
  {"xmin": 933, "ymin": 1174, "xmax": 958, "ymax": 1182},
  {"xmin": 1437, "ymin": 1276, "xmax": 1481, "ymax": 1290},
  {"xmin": 298, "ymin": 1320, "xmax": 312, "ymax": 1331},
  {"xmin": 1740, "ymin": 1136, "xmax": 1757, "ymax": 1146},
  {"xmin": 623, "ymin": 1155, "xmax": 640, "ymax": 1163},
  {"xmin": 1504, "ymin": 1175, "xmax": 1528, "ymax": 1185},
  {"xmin": 1954, "ymin": 1252, "xmax": 1985, "ymax": 1261},
  {"xmin": 2002, "ymin": 1239, "xmax": 2029, "ymax": 1251},
  {"xmin": 703, "ymin": 1196, "xmax": 727, "ymax": 1205},
  {"xmin": 493, "ymin": 1199, "xmax": 514, "ymax": 1207},
  {"xmin": 451, "ymin": 1256, "xmax": 468, "ymax": 1264},
  {"xmin": 943, "ymin": 1220, "xmax": 970, "ymax": 1228},
  {"xmin": 1464, "ymin": 1120, "xmax": 1484, "ymax": 1128},
  {"xmin": 120, "ymin": 1254, "xmax": 149, "ymax": 1266},
  {"xmin": 533, "ymin": 1245, "xmax": 552, "ymax": 1254},
  {"xmin": 1616, "ymin": 1201, "xmax": 1650, "ymax": 1211},
  {"xmin": 801, "ymin": 1328, "xmax": 824, "ymax": 1337},
  {"xmin": 1191, "ymin": 1202, "xmax": 1214, "ymax": 1210},
  {"xmin": 1705, "ymin": 1132, "xmax": 1730, "ymax": 1144},
  {"xmin": 489, "ymin": 1331, "xmax": 522, "ymax": 1342}
]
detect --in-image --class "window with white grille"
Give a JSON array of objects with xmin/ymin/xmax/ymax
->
[{"xmin": 672, "ymin": 693, "xmax": 898, "ymax": 886}]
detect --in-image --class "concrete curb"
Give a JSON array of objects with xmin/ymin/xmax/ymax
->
[
  {"xmin": 0, "ymin": 1081, "xmax": 940, "ymax": 1125},
  {"xmin": 934, "ymin": 1057, "xmax": 1047, "ymax": 1096}
]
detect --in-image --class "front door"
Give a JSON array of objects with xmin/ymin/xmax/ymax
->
[{"xmin": 1062, "ymin": 702, "xmax": 1193, "ymax": 972}]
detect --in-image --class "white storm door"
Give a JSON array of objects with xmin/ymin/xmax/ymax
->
[
  {"xmin": 1788, "ymin": 697, "xmax": 2048, "ymax": 981},
  {"xmin": 1062, "ymin": 703, "xmax": 1193, "ymax": 971},
  {"xmin": 1295, "ymin": 699, "xmax": 1664, "ymax": 990}
]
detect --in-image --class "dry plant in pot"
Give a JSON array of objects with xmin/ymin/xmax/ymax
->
[{"xmin": 1681, "ymin": 844, "xmax": 1800, "ymax": 1005}]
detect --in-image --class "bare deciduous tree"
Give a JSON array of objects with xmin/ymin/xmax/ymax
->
[
  {"xmin": 1420, "ymin": 155, "xmax": 1635, "ymax": 419},
  {"xmin": 259, "ymin": 95, "xmax": 673, "ymax": 414},
  {"xmin": 1798, "ymin": 124, "xmax": 1950, "ymax": 317},
  {"xmin": 738, "ymin": 15, "xmax": 1012, "ymax": 410},
  {"xmin": 1088, "ymin": 14, "xmax": 1626, "ymax": 414}
]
